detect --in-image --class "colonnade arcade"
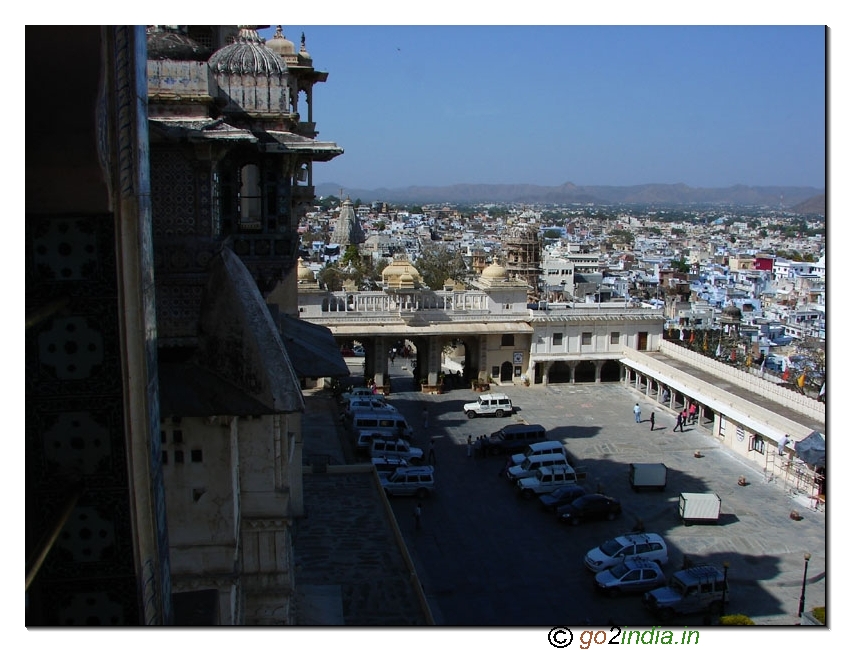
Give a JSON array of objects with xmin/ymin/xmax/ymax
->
[{"xmin": 622, "ymin": 365, "xmax": 714, "ymax": 427}]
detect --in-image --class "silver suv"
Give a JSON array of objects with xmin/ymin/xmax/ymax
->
[
  {"xmin": 380, "ymin": 466, "xmax": 435, "ymax": 498},
  {"xmin": 370, "ymin": 438, "xmax": 424, "ymax": 464},
  {"xmin": 584, "ymin": 533, "xmax": 669, "ymax": 573}
]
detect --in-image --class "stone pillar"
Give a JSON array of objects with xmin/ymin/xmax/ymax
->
[
  {"xmin": 568, "ymin": 361, "xmax": 578, "ymax": 384},
  {"xmin": 595, "ymin": 360, "xmax": 602, "ymax": 383},
  {"xmin": 372, "ymin": 337, "xmax": 388, "ymax": 388}
]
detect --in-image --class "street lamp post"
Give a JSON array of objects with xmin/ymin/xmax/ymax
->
[{"xmin": 798, "ymin": 552, "xmax": 812, "ymax": 618}]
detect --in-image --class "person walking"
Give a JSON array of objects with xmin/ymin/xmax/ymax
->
[
  {"xmin": 428, "ymin": 438, "xmax": 436, "ymax": 465},
  {"xmin": 633, "ymin": 403, "xmax": 641, "ymax": 423},
  {"xmin": 422, "ymin": 406, "xmax": 429, "ymax": 429},
  {"xmin": 649, "ymin": 412, "xmax": 655, "ymax": 431},
  {"xmin": 467, "ymin": 435, "xmax": 473, "ymax": 458},
  {"xmin": 674, "ymin": 412, "xmax": 684, "ymax": 432},
  {"xmin": 414, "ymin": 502, "xmax": 422, "ymax": 530},
  {"xmin": 688, "ymin": 403, "xmax": 697, "ymax": 425}
]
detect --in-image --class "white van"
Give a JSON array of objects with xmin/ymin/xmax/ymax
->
[
  {"xmin": 510, "ymin": 440, "xmax": 568, "ymax": 467},
  {"xmin": 351, "ymin": 413, "xmax": 414, "ymax": 452},
  {"xmin": 507, "ymin": 452, "xmax": 570, "ymax": 483}
]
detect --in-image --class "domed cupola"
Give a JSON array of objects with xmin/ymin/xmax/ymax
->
[
  {"xmin": 147, "ymin": 26, "xmax": 209, "ymax": 61},
  {"xmin": 298, "ymin": 32, "xmax": 313, "ymax": 65},
  {"xmin": 481, "ymin": 261, "xmax": 508, "ymax": 280},
  {"xmin": 208, "ymin": 26, "xmax": 287, "ymax": 75},
  {"xmin": 266, "ymin": 25, "xmax": 299, "ymax": 66},
  {"xmin": 208, "ymin": 26, "xmax": 294, "ymax": 118}
]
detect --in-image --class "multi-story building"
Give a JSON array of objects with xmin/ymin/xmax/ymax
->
[{"xmin": 27, "ymin": 24, "xmax": 343, "ymax": 626}]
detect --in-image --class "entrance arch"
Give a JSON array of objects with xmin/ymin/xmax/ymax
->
[
  {"xmin": 600, "ymin": 360, "xmax": 621, "ymax": 382},
  {"xmin": 500, "ymin": 361, "xmax": 513, "ymax": 383},
  {"xmin": 574, "ymin": 360, "xmax": 596, "ymax": 383}
]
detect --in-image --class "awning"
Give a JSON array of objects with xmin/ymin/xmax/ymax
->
[{"xmin": 279, "ymin": 314, "xmax": 351, "ymax": 379}]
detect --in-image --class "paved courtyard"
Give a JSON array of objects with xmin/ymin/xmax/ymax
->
[{"xmin": 300, "ymin": 364, "xmax": 826, "ymax": 626}]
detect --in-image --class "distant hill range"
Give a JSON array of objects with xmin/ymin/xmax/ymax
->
[{"xmin": 316, "ymin": 181, "xmax": 825, "ymax": 213}]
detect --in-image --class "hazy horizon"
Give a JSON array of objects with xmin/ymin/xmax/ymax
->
[{"xmin": 258, "ymin": 24, "xmax": 826, "ymax": 192}]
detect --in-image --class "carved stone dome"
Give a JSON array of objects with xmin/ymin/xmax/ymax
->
[
  {"xmin": 481, "ymin": 262, "xmax": 507, "ymax": 279},
  {"xmin": 208, "ymin": 26, "xmax": 287, "ymax": 75},
  {"xmin": 147, "ymin": 27, "xmax": 209, "ymax": 61},
  {"xmin": 266, "ymin": 26, "xmax": 296, "ymax": 57},
  {"xmin": 382, "ymin": 258, "xmax": 422, "ymax": 289}
]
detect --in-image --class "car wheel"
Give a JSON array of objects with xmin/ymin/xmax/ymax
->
[
  {"xmin": 416, "ymin": 488, "xmax": 429, "ymax": 499},
  {"xmin": 467, "ymin": 411, "xmax": 476, "ymax": 419},
  {"xmin": 495, "ymin": 409, "xmax": 504, "ymax": 418}
]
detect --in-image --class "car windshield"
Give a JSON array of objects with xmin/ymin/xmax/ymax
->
[
  {"xmin": 520, "ymin": 458, "xmax": 533, "ymax": 470},
  {"xmin": 599, "ymin": 539, "xmax": 625, "ymax": 557},
  {"xmin": 609, "ymin": 562, "xmax": 631, "ymax": 579},
  {"xmin": 551, "ymin": 486, "xmax": 571, "ymax": 498},
  {"xmin": 670, "ymin": 577, "xmax": 686, "ymax": 595}
]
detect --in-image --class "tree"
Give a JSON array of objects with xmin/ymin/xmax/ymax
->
[
  {"xmin": 791, "ymin": 337, "xmax": 825, "ymax": 395},
  {"xmin": 415, "ymin": 244, "xmax": 467, "ymax": 289}
]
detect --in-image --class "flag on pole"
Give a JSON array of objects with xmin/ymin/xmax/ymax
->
[
  {"xmin": 759, "ymin": 356, "xmax": 766, "ymax": 377},
  {"xmin": 730, "ymin": 349, "xmax": 737, "ymax": 362},
  {"xmin": 819, "ymin": 382, "xmax": 825, "ymax": 398},
  {"xmin": 689, "ymin": 330, "xmax": 695, "ymax": 343},
  {"xmin": 782, "ymin": 367, "xmax": 790, "ymax": 382},
  {"xmin": 715, "ymin": 342, "xmax": 722, "ymax": 357},
  {"xmin": 746, "ymin": 354, "xmax": 751, "ymax": 367},
  {"xmin": 679, "ymin": 329, "xmax": 685, "ymax": 341},
  {"xmin": 797, "ymin": 372, "xmax": 806, "ymax": 389},
  {"xmin": 703, "ymin": 333, "xmax": 708, "ymax": 352}
]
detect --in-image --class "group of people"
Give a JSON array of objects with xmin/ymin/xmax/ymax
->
[
  {"xmin": 673, "ymin": 403, "xmax": 698, "ymax": 432},
  {"xmin": 638, "ymin": 400, "xmax": 698, "ymax": 432}
]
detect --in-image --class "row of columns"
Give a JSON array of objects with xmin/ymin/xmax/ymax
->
[{"xmin": 623, "ymin": 367, "xmax": 704, "ymax": 424}]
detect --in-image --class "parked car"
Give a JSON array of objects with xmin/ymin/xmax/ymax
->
[
  {"xmin": 340, "ymin": 386, "xmax": 379, "ymax": 404},
  {"xmin": 507, "ymin": 453, "xmax": 570, "ymax": 483},
  {"xmin": 372, "ymin": 456, "xmax": 408, "ymax": 478},
  {"xmin": 463, "ymin": 393, "xmax": 514, "ymax": 418},
  {"xmin": 511, "ymin": 440, "xmax": 569, "ymax": 467},
  {"xmin": 644, "ymin": 565, "xmax": 730, "ymax": 620},
  {"xmin": 538, "ymin": 484, "xmax": 587, "ymax": 512},
  {"xmin": 594, "ymin": 558, "xmax": 666, "ymax": 597},
  {"xmin": 486, "ymin": 424, "xmax": 547, "ymax": 455},
  {"xmin": 557, "ymin": 494, "xmax": 622, "ymax": 526},
  {"xmin": 380, "ymin": 466, "xmax": 436, "ymax": 498},
  {"xmin": 516, "ymin": 466, "xmax": 578, "ymax": 499},
  {"xmin": 345, "ymin": 397, "xmax": 397, "ymax": 419},
  {"xmin": 370, "ymin": 437, "xmax": 424, "ymax": 464},
  {"xmin": 583, "ymin": 533, "xmax": 668, "ymax": 572}
]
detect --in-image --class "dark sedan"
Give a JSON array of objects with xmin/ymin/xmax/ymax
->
[
  {"xmin": 557, "ymin": 494, "xmax": 622, "ymax": 525},
  {"xmin": 538, "ymin": 484, "xmax": 587, "ymax": 512}
]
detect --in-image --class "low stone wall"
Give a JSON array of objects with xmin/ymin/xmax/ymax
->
[{"xmin": 657, "ymin": 340, "xmax": 824, "ymax": 422}]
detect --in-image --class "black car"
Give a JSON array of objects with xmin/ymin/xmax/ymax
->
[
  {"xmin": 558, "ymin": 494, "xmax": 622, "ymax": 525},
  {"xmin": 538, "ymin": 484, "xmax": 587, "ymax": 512}
]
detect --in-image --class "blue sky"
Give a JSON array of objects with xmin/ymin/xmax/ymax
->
[{"xmin": 258, "ymin": 23, "xmax": 826, "ymax": 191}]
